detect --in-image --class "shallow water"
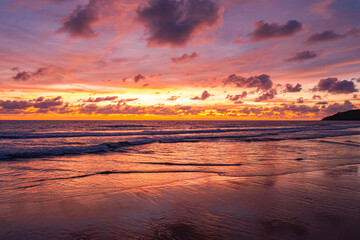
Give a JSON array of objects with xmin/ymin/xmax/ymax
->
[{"xmin": 0, "ymin": 120, "xmax": 359, "ymax": 239}]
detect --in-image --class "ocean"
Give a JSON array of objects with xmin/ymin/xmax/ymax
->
[{"xmin": 0, "ymin": 120, "xmax": 360, "ymax": 239}]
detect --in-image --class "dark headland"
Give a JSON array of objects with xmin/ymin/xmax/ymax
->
[{"xmin": 322, "ymin": 109, "xmax": 360, "ymax": 121}]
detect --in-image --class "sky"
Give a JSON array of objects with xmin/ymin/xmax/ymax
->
[{"xmin": 0, "ymin": 0, "xmax": 359, "ymax": 120}]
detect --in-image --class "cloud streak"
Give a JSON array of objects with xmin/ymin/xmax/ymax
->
[
  {"xmin": 171, "ymin": 52, "xmax": 199, "ymax": 63},
  {"xmin": 285, "ymin": 51, "xmax": 318, "ymax": 62},
  {"xmin": 248, "ymin": 20, "xmax": 303, "ymax": 42},
  {"xmin": 306, "ymin": 27, "xmax": 360, "ymax": 43}
]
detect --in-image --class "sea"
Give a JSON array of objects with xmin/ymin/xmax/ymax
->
[{"xmin": 0, "ymin": 120, "xmax": 360, "ymax": 239}]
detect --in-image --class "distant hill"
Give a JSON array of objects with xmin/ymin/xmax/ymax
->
[{"xmin": 322, "ymin": 109, "xmax": 360, "ymax": 121}]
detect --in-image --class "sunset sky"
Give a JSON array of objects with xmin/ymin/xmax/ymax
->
[{"xmin": 0, "ymin": 0, "xmax": 359, "ymax": 119}]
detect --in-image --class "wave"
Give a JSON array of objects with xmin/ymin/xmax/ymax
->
[
  {"xmin": 0, "ymin": 125, "xmax": 359, "ymax": 139},
  {"xmin": 33, "ymin": 170, "xmax": 219, "ymax": 182},
  {"xmin": 136, "ymin": 162, "xmax": 243, "ymax": 166},
  {"xmin": 101, "ymin": 124, "xmax": 152, "ymax": 128},
  {"xmin": 1, "ymin": 128, "xmax": 359, "ymax": 161},
  {"xmin": 24, "ymin": 162, "xmax": 360, "ymax": 186}
]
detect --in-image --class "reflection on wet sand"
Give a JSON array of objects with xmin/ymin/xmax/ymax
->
[
  {"xmin": 0, "ymin": 133, "xmax": 359, "ymax": 239},
  {"xmin": 1, "ymin": 166, "xmax": 360, "ymax": 239}
]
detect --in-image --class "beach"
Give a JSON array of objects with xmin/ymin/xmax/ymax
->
[{"xmin": 0, "ymin": 120, "xmax": 359, "ymax": 239}]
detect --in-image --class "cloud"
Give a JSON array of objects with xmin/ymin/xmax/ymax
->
[
  {"xmin": 323, "ymin": 100, "xmax": 355, "ymax": 115},
  {"xmin": 12, "ymin": 72, "xmax": 32, "ymax": 81},
  {"xmin": 57, "ymin": 0, "xmax": 100, "ymax": 38},
  {"xmin": 117, "ymin": 98, "xmax": 139, "ymax": 104},
  {"xmin": 306, "ymin": 30, "xmax": 341, "ymax": 43},
  {"xmin": 224, "ymin": 74, "xmax": 273, "ymax": 91},
  {"xmin": 285, "ymin": 51, "xmax": 318, "ymax": 62},
  {"xmin": 12, "ymin": 67, "xmax": 49, "ymax": 81},
  {"xmin": 230, "ymin": 101, "xmax": 355, "ymax": 119},
  {"xmin": 133, "ymin": 74, "xmax": 146, "ymax": 83},
  {"xmin": 255, "ymin": 89, "xmax": 277, "ymax": 102},
  {"xmin": 85, "ymin": 96, "xmax": 118, "ymax": 102},
  {"xmin": 248, "ymin": 20, "xmax": 303, "ymax": 42},
  {"xmin": 136, "ymin": 0, "xmax": 221, "ymax": 47},
  {"xmin": 316, "ymin": 101, "xmax": 328, "ymax": 105},
  {"xmin": 226, "ymin": 91, "xmax": 247, "ymax": 103},
  {"xmin": 0, "ymin": 96, "xmax": 63, "ymax": 114},
  {"xmin": 78, "ymin": 103, "xmax": 201, "ymax": 116},
  {"xmin": 273, "ymin": 104, "xmax": 320, "ymax": 115},
  {"xmin": 297, "ymin": 97, "xmax": 304, "ymax": 103},
  {"xmin": 171, "ymin": 52, "xmax": 199, "ymax": 63},
  {"xmin": 284, "ymin": 83, "xmax": 302, "ymax": 93},
  {"xmin": 0, "ymin": 100, "xmax": 32, "ymax": 110},
  {"xmin": 306, "ymin": 27, "xmax": 360, "ymax": 43},
  {"xmin": 191, "ymin": 90, "xmax": 211, "ymax": 100},
  {"xmin": 313, "ymin": 77, "xmax": 358, "ymax": 94},
  {"xmin": 33, "ymin": 96, "xmax": 63, "ymax": 109},
  {"xmin": 167, "ymin": 96, "xmax": 180, "ymax": 101},
  {"xmin": 312, "ymin": 95, "xmax": 322, "ymax": 100}
]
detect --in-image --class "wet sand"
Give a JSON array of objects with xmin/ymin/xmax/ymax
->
[{"xmin": 1, "ymin": 164, "xmax": 360, "ymax": 239}]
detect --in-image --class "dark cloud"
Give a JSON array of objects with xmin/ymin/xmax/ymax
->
[
  {"xmin": 255, "ymin": 89, "xmax": 277, "ymax": 102},
  {"xmin": 136, "ymin": 0, "xmax": 221, "ymax": 47},
  {"xmin": 285, "ymin": 51, "xmax": 318, "ymax": 62},
  {"xmin": 306, "ymin": 30, "xmax": 341, "ymax": 43},
  {"xmin": 12, "ymin": 67, "xmax": 48, "ymax": 81},
  {"xmin": 271, "ymin": 105, "xmax": 319, "ymax": 119},
  {"xmin": 117, "ymin": 98, "xmax": 139, "ymax": 104},
  {"xmin": 12, "ymin": 72, "xmax": 32, "ymax": 81},
  {"xmin": 86, "ymin": 96, "xmax": 118, "ymax": 102},
  {"xmin": 238, "ymin": 107, "xmax": 264, "ymax": 115},
  {"xmin": 284, "ymin": 83, "xmax": 302, "ymax": 93},
  {"xmin": 191, "ymin": 90, "xmax": 211, "ymax": 100},
  {"xmin": 226, "ymin": 91, "xmax": 247, "ymax": 103},
  {"xmin": 316, "ymin": 101, "xmax": 328, "ymax": 105},
  {"xmin": 35, "ymin": 97, "xmax": 45, "ymax": 102},
  {"xmin": 312, "ymin": 95, "xmax": 322, "ymax": 100},
  {"xmin": 306, "ymin": 27, "xmax": 360, "ymax": 43},
  {"xmin": 58, "ymin": 0, "xmax": 100, "ymax": 38},
  {"xmin": 134, "ymin": 74, "xmax": 146, "ymax": 83},
  {"xmin": 313, "ymin": 77, "xmax": 358, "ymax": 94},
  {"xmin": 297, "ymin": 97, "xmax": 304, "ymax": 103},
  {"xmin": 171, "ymin": 52, "xmax": 199, "ymax": 63},
  {"xmin": 224, "ymin": 74, "xmax": 273, "ymax": 91},
  {"xmin": 248, "ymin": 20, "xmax": 303, "ymax": 42},
  {"xmin": 0, "ymin": 100, "xmax": 32, "ymax": 110},
  {"xmin": 323, "ymin": 100, "xmax": 355, "ymax": 115},
  {"xmin": 167, "ymin": 96, "xmax": 180, "ymax": 101},
  {"xmin": 33, "ymin": 96, "xmax": 63, "ymax": 109},
  {"xmin": 0, "ymin": 96, "xmax": 63, "ymax": 114}
]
